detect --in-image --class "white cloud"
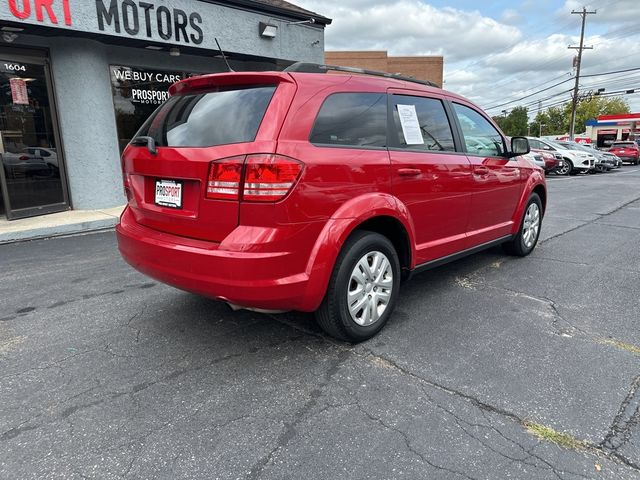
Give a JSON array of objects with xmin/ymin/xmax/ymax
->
[
  {"xmin": 500, "ymin": 8, "xmax": 523, "ymax": 25},
  {"xmin": 294, "ymin": 0, "xmax": 640, "ymax": 113},
  {"xmin": 558, "ymin": 0, "xmax": 640, "ymax": 25},
  {"xmin": 295, "ymin": 0, "xmax": 522, "ymax": 62}
]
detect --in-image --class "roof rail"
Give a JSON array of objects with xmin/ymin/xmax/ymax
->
[{"xmin": 283, "ymin": 62, "xmax": 439, "ymax": 88}]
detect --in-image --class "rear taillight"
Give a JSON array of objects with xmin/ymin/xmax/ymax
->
[
  {"xmin": 243, "ymin": 154, "xmax": 303, "ymax": 202},
  {"xmin": 205, "ymin": 154, "xmax": 303, "ymax": 202},
  {"xmin": 206, "ymin": 156, "xmax": 244, "ymax": 200}
]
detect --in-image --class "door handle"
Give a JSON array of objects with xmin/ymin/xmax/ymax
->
[
  {"xmin": 398, "ymin": 168, "xmax": 421, "ymax": 177},
  {"xmin": 475, "ymin": 166, "xmax": 490, "ymax": 176}
]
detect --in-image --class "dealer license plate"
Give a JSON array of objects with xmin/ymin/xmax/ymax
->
[{"xmin": 155, "ymin": 179, "xmax": 183, "ymax": 209}]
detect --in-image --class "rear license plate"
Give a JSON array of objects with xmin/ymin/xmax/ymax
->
[{"xmin": 155, "ymin": 179, "xmax": 183, "ymax": 209}]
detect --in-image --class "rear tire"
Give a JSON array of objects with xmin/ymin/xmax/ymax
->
[
  {"xmin": 315, "ymin": 231, "xmax": 400, "ymax": 343},
  {"xmin": 503, "ymin": 193, "xmax": 542, "ymax": 257}
]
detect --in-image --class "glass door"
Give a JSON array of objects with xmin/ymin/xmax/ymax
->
[{"xmin": 0, "ymin": 48, "xmax": 69, "ymax": 220}]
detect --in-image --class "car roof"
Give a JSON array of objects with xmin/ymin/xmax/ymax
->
[{"xmin": 170, "ymin": 70, "xmax": 469, "ymax": 104}]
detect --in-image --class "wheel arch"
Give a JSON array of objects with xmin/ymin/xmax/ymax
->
[
  {"xmin": 532, "ymin": 184, "xmax": 547, "ymax": 216},
  {"xmin": 351, "ymin": 216, "xmax": 412, "ymax": 281},
  {"xmin": 299, "ymin": 193, "xmax": 416, "ymax": 311}
]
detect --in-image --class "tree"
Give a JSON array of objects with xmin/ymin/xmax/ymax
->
[
  {"xmin": 528, "ymin": 107, "xmax": 567, "ymax": 137},
  {"xmin": 528, "ymin": 96, "xmax": 630, "ymax": 137},
  {"xmin": 564, "ymin": 96, "xmax": 630, "ymax": 134},
  {"xmin": 493, "ymin": 106, "xmax": 529, "ymax": 136}
]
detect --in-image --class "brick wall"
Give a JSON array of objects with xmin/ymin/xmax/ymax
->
[{"xmin": 324, "ymin": 51, "xmax": 444, "ymax": 87}]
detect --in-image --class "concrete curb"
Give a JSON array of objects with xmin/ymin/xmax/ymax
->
[{"xmin": 0, "ymin": 206, "xmax": 125, "ymax": 244}]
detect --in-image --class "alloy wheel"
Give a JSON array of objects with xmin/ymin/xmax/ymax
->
[
  {"xmin": 522, "ymin": 203, "xmax": 541, "ymax": 249},
  {"xmin": 347, "ymin": 251, "xmax": 393, "ymax": 326}
]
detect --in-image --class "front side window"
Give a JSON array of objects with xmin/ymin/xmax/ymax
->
[
  {"xmin": 137, "ymin": 85, "xmax": 277, "ymax": 148},
  {"xmin": 309, "ymin": 93, "xmax": 387, "ymax": 148},
  {"xmin": 453, "ymin": 103, "xmax": 505, "ymax": 157},
  {"xmin": 391, "ymin": 95, "xmax": 455, "ymax": 152}
]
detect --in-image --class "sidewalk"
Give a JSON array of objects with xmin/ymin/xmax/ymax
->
[{"xmin": 0, "ymin": 205, "xmax": 125, "ymax": 244}]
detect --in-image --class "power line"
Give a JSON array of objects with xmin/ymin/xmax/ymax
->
[
  {"xmin": 485, "ymin": 78, "xmax": 573, "ymax": 110},
  {"xmin": 485, "ymin": 66, "xmax": 640, "ymax": 113}
]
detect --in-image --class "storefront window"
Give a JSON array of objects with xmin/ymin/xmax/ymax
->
[{"xmin": 109, "ymin": 65, "xmax": 190, "ymax": 152}]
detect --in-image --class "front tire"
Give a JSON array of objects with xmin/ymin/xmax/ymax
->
[
  {"xmin": 503, "ymin": 193, "xmax": 542, "ymax": 257},
  {"xmin": 557, "ymin": 159, "xmax": 572, "ymax": 176},
  {"xmin": 315, "ymin": 231, "xmax": 400, "ymax": 342}
]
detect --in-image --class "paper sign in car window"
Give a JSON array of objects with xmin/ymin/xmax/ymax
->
[{"xmin": 397, "ymin": 104, "xmax": 424, "ymax": 145}]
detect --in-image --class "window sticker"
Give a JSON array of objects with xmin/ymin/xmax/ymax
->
[
  {"xmin": 396, "ymin": 104, "xmax": 424, "ymax": 145},
  {"xmin": 10, "ymin": 78, "xmax": 29, "ymax": 105}
]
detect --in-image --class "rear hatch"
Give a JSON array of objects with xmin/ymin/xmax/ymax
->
[
  {"xmin": 121, "ymin": 72, "xmax": 296, "ymax": 242},
  {"xmin": 610, "ymin": 143, "xmax": 638, "ymax": 156}
]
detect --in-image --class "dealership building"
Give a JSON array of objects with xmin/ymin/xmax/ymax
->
[{"xmin": 0, "ymin": 0, "xmax": 329, "ymax": 220}]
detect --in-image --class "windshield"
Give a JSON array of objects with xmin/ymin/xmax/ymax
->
[
  {"xmin": 554, "ymin": 141, "xmax": 580, "ymax": 150},
  {"xmin": 540, "ymin": 140, "xmax": 564, "ymax": 150}
]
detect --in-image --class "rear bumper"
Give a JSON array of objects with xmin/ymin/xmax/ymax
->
[{"xmin": 116, "ymin": 207, "xmax": 323, "ymax": 312}]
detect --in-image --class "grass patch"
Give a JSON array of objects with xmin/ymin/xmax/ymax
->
[
  {"xmin": 525, "ymin": 422, "xmax": 586, "ymax": 451},
  {"xmin": 601, "ymin": 339, "xmax": 640, "ymax": 355}
]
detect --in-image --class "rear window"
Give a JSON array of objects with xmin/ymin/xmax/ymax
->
[
  {"xmin": 309, "ymin": 93, "xmax": 387, "ymax": 148},
  {"xmin": 136, "ymin": 85, "xmax": 277, "ymax": 147},
  {"xmin": 612, "ymin": 142, "xmax": 636, "ymax": 148}
]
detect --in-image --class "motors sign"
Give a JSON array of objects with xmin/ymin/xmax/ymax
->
[{"xmin": 96, "ymin": 1, "xmax": 203, "ymax": 45}]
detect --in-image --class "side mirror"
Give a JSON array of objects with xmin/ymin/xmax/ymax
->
[{"xmin": 508, "ymin": 136, "xmax": 530, "ymax": 158}]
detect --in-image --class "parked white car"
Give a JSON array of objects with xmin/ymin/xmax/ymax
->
[{"xmin": 526, "ymin": 137, "xmax": 595, "ymax": 175}]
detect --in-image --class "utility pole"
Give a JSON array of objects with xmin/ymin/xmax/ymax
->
[{"xmin": 568, "ymin": 7, "xmax": 596, "ymax": 140}]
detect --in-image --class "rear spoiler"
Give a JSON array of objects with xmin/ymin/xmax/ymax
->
[{"xmin": 169, "ymin": 72, "xmax": 294, "ymax": 95}]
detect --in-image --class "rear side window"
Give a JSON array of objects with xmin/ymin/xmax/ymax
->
[
  {"xmin": 453, "ymin": 103, "xmax": 505, "ymax": 157},
  {"xmin": 137, "ymin": 85, "xmax": 277, "ymax": 147},
  {"xmin": 310, "ymin": 93, "xmax": 387, "ymax": 148},
  {"xmin": 391, "ymin": 95, "xmax": 455, "ymax": 152}
]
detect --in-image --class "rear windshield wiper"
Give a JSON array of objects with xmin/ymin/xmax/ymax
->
[{"xmin": 130, "ymin": 136, "xmax": 157, "ymax": 155}]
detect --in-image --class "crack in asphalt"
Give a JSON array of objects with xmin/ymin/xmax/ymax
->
[
  {"xmin": 245, "ymin": 349, "xmax": 351, "ymax": 480},
  {"xmin": 488, "ymin": 285, "xmax": 588, "ymax": 337},
  {"xmin": 540, "ymin": 195, "xmax": 640, "ymax": 244},
  {"xmin": 0, "ymin": 334, "xmax": 304, "ymax": 444},
  {"xmin": 361, "ymin": 350, "xmax": 640, "ymax": 474},
  {"xmin": 601, "ymin": 375, "xmax": 640, "ymax": 454},
  {"xmin": 432, "ymin": 399, "xmax": 591, "ymax": 480},
  {"xmin": 353, "ymin": 402, "xmax": 479, "ymax": 480}
]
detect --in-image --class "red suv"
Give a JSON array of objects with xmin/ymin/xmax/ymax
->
[
  {"xmin": 116, "ymin": 64, "xmax": 546, "ymax": 342},
  {"xmin": 608, "ymin": 141, "xmax": 639, "ymax": 165}
]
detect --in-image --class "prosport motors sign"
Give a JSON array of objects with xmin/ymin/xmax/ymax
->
[{"xmin": 110, "ymin": 65, "xmax": 185, "ymax": 105}]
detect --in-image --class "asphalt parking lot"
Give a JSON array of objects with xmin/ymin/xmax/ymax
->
[{"xmin": 2, "ymin": 167, "xmax": 640, "ymax": 479}]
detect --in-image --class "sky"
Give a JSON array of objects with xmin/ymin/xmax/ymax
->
[{"xmin": 293, "ymin": 0, "xmax": 640, "ymax": 120}]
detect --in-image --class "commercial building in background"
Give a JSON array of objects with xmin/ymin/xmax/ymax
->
[
  {"xmin": 0, "ymin": 0, "xmax": 329, "ymax": 220},
  {"xmin": 583, "ymin": 113, "xmax": 640, "ymax": 147},
  {"xmin": 324, "ymin": 51, "xmax": 444, "ymax": 87}
]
